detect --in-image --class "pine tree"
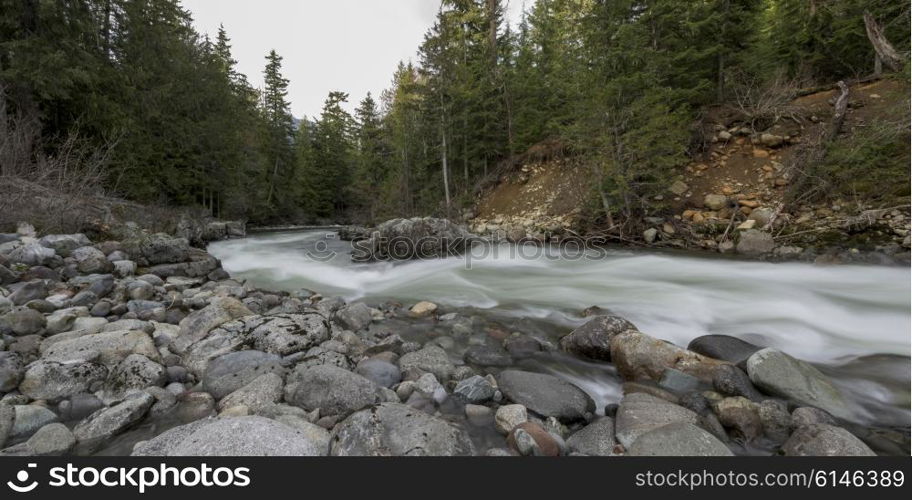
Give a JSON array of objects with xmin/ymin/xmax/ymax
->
[
  {"xmin": 260, "ymin": 49, "xmax": 296, "ymax": 217},
  {"xmin": 309, "ymin": 91, "xmax": 355, "ymax": 218},
  {"xmin": 354, "ymin": 93, "xmax": 388, "ymax": 222}
]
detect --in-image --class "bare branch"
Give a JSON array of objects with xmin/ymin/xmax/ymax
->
[{"xmin": 864, "ymin": 12, "xmax": 904, "ymax": 72}]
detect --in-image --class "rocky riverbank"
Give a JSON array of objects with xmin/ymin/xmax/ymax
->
[
  {"xmin": 0, "ymin": 222, "xmax": 906, "ymax": 456},
  {"xmin": 465, "ymin": 207, "xmax": 911, "ymax": 265},
  {"xmin": 342, "ymin": 213, "xmax": 911, "ymax": 267}
]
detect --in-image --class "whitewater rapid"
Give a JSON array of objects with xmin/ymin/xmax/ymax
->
[{"xmin": 209, "ymin": 231, "xmax": 910, "ymax": 364}]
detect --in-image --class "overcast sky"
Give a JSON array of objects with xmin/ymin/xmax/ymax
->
[{"xmin": 183, "ymin": 0, "xmax": 525, "ymax": 120}]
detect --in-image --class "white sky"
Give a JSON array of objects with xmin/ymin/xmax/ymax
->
[{"xmin": 183, "ymin": 0, "xmax": 526, "ymax": 120}]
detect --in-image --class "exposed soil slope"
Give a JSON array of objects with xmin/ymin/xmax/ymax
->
[{"xmin": 469, "ymin": 79, "xmax": 910, "ymax": 263}]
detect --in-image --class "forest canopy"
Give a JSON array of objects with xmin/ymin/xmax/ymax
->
[{"xmin": 1, "ymin": 0, "xmax": 908, "ymax": 225}]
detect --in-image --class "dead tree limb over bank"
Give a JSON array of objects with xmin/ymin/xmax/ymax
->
[
  {"xmin": 864, "ymin": 12, "xmax": 904, "ymax": 74},
  {"xmin": 783, "ymin": 81, "xmax": 850, "ymax": 205}
]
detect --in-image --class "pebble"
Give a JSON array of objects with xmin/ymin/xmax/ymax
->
[{"xmin": 495, "ymin": 404, "xmax": 528, "ymax": 435}]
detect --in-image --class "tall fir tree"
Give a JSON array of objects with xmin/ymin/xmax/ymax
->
[{"xmin": 260, "ymin": 49, "xmax": 296, "ymax": 218}]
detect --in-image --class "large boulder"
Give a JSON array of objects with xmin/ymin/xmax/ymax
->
[
  {"xmin": 202, "ymin": 221, "xmax": 227, "ymax": 241},
  {"xmin": 0, "ymin": 307, "xmax": 46, "ymax": 335},
  {"xmin": 746, "ymin": 348, "xmax": 851, "ymax": 421},
  {"xmin": 18, "ymin": 360, "xmax": 108, "ymax": 401},
  {"xmin": 173, "ymin": 297, "xmax": 253, "ymax": 352},
  {"xmin": 72, "ymin": 246, "xmax": 113, "ymax": 274},
  {"xmin": 352, "ymin": 218, "xmax": 475, "ymax": 261},
  {"xmin": 704, "ymin": 194, "xmax": 729, "ymax": 211},
  {"xmin": 285, "ymin": 364, "xmax": 383, "ymax": 418},
  {"xmin": 44, "ymin": 307, "xmax": 88, "ymax": 335},
  {"xmin": 627, "ymin": 422, "xmax": 733, "ymax": 456},
  {"xmin": 6, "ymin": 242, "xmax": 57, "ymax": 267},
  {"xmin": 38, "ymin": 234, "xmax": 92, "ymax": 258},
  {"xmin": 8, "ymin": 280, "xmax": 48, "ymax": 306},
  {"xmin": 737, "ymin": 230, "xmax": 775, "ymax": 256},
  {"xmin": 559, "ymin": 315, "xmax": 637, "ymax": 361},
  {"xmin": 70, "ymin": 274, "xmax": 115, "ymax": 298},
  {"xmin": 614, "ymin": 392, "xmax": 699, "ymax": 448},
  {"xmin": 0, "ymin": 404, "xmax": 12, "ymax": 448},
  {"xmin": 453, "ymin": 375, "xmax": 496, "ymax": 404},
  {"xmin": 497, "ymin": 370, "xmax": 594, "ymax": 423},
  {"xmin": 225, "ymin": 221, "xmax": 246, "ymax": 238},
  {"xmin": 7, "ymin": 405, "xmax": 59, "ymax": 444},
  {"xmin": 330, "ymin": 403, "xmax": 475, "ymax": 456},
  {"xmin": 713, "ymin": 364, "xmax": 765, "ymax": 401},
  {"xmin": 73, "ymin": 392, "xmax": 155, "ymax": 454},
  {"xmin": 124, "ymin": 280, "xmax": 154, "ymax": 301},
  {"xmin": 0, "ymin": 422, "xmax": 75, "ymax": 456},
  {"xmin": 178, "ymin": 313, "xmax": 329, "ymax": 375},
  {"xmin": 566, "ymin": 417, "xmax": 617, "ymax": 456},
  {"xmin": 41, "ymin": 329, "xmax": 158, "ymax": 365},
  {"xmin": 146, "ymin": 249, "xmax": 220, "ymax": 278},
  {"xmin": 712, "ymin": 396, "xmax": 762, "ymax": 441},
  {"xmin": 335, "ymin": 303, "xmax": 373, "ymax": 331},
  {"xmin": 782, "ymin": 424, "xmax": 875, "ymax": 456},
  {"xmin": 354, "ymin": 358, "xmax": 401, "ymax": 388},
  {"xmin": 57, "ymin": 394, "xmax": 105, "ymax": 423},
  {"xmin": 217, "ymin": 372, "xmax": 284, "ymax": 412},
  {"xmin": 398, "ymin": 345, "xmax": 454, "ymax": 381},
  {"xmin": 0, "ymin": 352, "xmax": 23, "ymax": 391},
  {"xmin": 100, "ymin": 354, "xmax": 166, "ymax": 404},
  {"xmin": 687, "ymin": 335, "xmax": 763, "ymax": 367},
  {"xmin": 242, "ymin": 312, "xmax": 330, "ymax": 355},
  {"xmin": 132, "ymin": 416, "xmax": 327, "ymax": 456},
  {"xmin": 748, "ymin": 208, "xmax": 776, "ymax": 227},
  {"xmin": 0, "ymin": 263, "xmax": 18, "ymax": 285},
  {"xmin": 463, "ymin": 345, "xmax": 512, "ymax": 367},
  {"xmin": 136, "ymin": 234, "xmax": 191, "ymax": 265},
  {"xmin": 611, "ymin": 330, "xmax": 728, "ymax": 383},
  {"xmin": 202, "ymin": 350, "xmax": 285, "ymax": 399}
]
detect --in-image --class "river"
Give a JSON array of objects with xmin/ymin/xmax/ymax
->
[{"xmin": 208, "ymin": 230, "xmax": 911, "ymax": 438}]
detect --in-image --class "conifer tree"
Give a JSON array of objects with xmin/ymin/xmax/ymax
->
[{"xmin": 260, "ymin": 49, "xmax": 296, "ymax": 216}]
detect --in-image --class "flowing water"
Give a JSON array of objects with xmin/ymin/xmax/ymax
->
[{"xmin": 208, "ymin": 230, "xmax": 911, "ymax": 442}]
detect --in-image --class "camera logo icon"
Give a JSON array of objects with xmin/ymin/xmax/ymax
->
[{"xmin": 7, "ymin": 463, "xmax": 39, "ymax": 493}]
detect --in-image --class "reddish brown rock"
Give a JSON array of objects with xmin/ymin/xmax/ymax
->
[{"xmin": 610, "ymin": 330, "xmax": 729, "ymax": 383}]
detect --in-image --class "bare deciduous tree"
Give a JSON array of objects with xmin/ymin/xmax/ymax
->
[
  {"xmin": 864, "ymin": 12, "xmax": 904, "ymax": 75},
  {"xmin": 0, "ymin": 84, "xmax": 118, "ymax": 233}
]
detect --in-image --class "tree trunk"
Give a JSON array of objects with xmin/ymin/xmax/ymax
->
[
  {"xmin": 597, "ymin": 183, "xmax": 614, "ymax": 228},
  {"xmin": 103, "ymin": 0, "xmax": 112, "ymax": 56},
  {"xmin": 462, "ymin": 22, "xmax": 470, "ymax": 193},
  {"xmin": 827, "ymin": 80, "xmax": 850, "ymax": 142},
  {"xmin": 487, "ymin": 0, "xmax": 498, "ymax": 69},
  {"xmin": 717, "ymin": 0, "xmax": 729, "ymax": 102},
  {"xmin": 266, "ymin": 158, "xmax": 279, "ymax": 206},
  {"xmin": 717, "ymin": 53, "xmax": 725, "ymax": 102},
  {"xmin": 401, "ymin": 147, "xmax": 410, "ymax": 215},
  {"xmin": 864, "ymin": 12, "xmax": 903, "ymax": 72},
  {"xmin": 504, "ymin": 79, "xmax": 514, "ymax": 163},
  {"xmin": 462, "ymin": 112, "xmax": 469, "ymax": 188},
  {"xmin": 441, "ymin": 124, "xmax": 451, "ymax": 216},
  {"xmin": 21, "ymin": 0, "xmax": 38, "ymax": 33}
]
